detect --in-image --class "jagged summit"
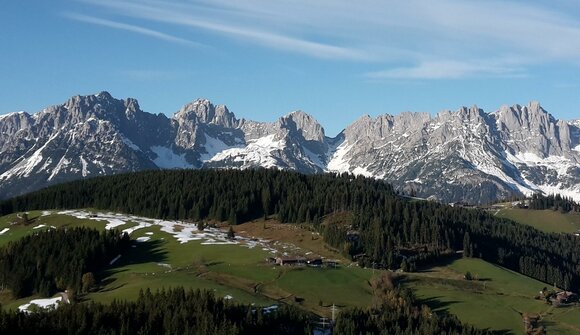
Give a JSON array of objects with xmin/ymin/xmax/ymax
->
[
  {"xmin": 0, "ymin": 93, "xmax": 579, "ymax": 203},
  {"xmin": 174, "ymin": 99, "xmax": 238, "ymax": 129},
  {"xmin": 279, "ymin": 110, "xmax": 326, "ymax": 142}
]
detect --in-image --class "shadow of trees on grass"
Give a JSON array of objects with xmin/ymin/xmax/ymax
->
[{"xmin": 96, "ymin": 239, "xmax": 168, "ymax": 291}]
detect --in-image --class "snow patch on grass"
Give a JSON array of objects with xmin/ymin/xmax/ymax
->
[
  {"xmin": 109, "ymin": 254, "xmax": 121, "ymax": 265},
  {"xmin": 18, "ymin": 296, "xmax": 62, "ymax": 313},
  {"xmin": 57, "ymin": 210, "xmax": 277, "ymax": 252}
]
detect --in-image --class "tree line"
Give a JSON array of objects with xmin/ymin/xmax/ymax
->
[
  {"xmin": 0, "ymin": 169, "xmax": 578, "ymax": 291},
  {"xmin": 527, "ymin": 193, "xmax": 580, "ymax": 213},
  {"xmin": 0, "ymin": 284, "xmax": 494, "ymax": 335},
  {"xmin": 0, "ymin": 288, "xmax": 310, "ymax": 335},
  {"xmin": 0, "ymin": 227, "xmax": 130, "ymax": 298}
]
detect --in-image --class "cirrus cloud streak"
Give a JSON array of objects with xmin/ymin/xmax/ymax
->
[{"xmin": 76, "ymin": 0, "xmax": 580, "ymax": 79}]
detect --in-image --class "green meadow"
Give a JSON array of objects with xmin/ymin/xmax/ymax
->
[
  {"xmin": 496, "ymin": 208, "xmax": 580, "ymax": 234},
  {"xmin": 405, "ymin": 258, "xmax": 580, "ymax": 334},
  {"xmin": 0, "ymin": 210, "xmax": 373, "ymax": 317}
]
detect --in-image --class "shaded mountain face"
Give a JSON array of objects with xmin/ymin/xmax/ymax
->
[{"xmin": 1, "ymin": 92, "xmax": 579, "ymax": 203}]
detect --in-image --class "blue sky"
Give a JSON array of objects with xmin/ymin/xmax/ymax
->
[{"xmin": 2, "ymin": 0, "xmax": 580, "ymax": 136}]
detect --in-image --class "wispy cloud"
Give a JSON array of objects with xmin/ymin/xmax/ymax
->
[
  {"xmin": 76, "ymin": 1, "xmax": 369, "ymax": 61},
  {"xmin": 65, "ymin": 13, "xmax": 204, "ymax": 48},
  {"xmin": 76, "ymin": 0, "xmax": 580, "ymax": 79},
  {"xmin": 367, "ymin": 60, "xmax": 527, "ymax": 80}
]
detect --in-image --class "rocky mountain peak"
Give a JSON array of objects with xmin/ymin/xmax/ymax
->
[
  {"xmin": 1, "ymin": 93, "xmax": 579, "ymax": 204},
  {"xmin": 456, "ymin": 105, "xmax": 485, "ymax": 120},
  {"xmin": 124, "ymin": 98, "xmax": 141, "ymax": 116},
  {"xmin": 344, "ymin": 112, "xmax": 430, "ymax": 140},
  {"xmin": 393, "ymin": 112, "xmax": 430, "ymax": 132},
  {"xmin": 496, "ymin": 101, "xmax": 553, "ymax": 129},
  {"xmin": 174, "ymin": 99, "xmax": 238, "ymax": 128},
  {"xmin": 279, "ymin": 111, "xmax": 325, "ymax": 142}
]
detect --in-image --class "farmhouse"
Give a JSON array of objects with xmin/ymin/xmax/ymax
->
[
  {"xmin": 553, "ymin": 291, "xmax": 578, "ymax": 305},
  {"xmin": 307, "ymin": 258, "xmax": 323, "ymax": 266},
  {"xmin": 274, "ymin": 256, "xmax": 325, "ymax": 267},
  {"xmin": 275, "ymin": 256, "xmax": 306, "ymax": 266}
]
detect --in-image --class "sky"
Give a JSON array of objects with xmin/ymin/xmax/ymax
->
[{"xmin": 2, "ymin": 0, "xmax": 580, "ymax": 136}]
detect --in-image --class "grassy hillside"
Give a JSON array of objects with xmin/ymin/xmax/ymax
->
[
  {"xmin": 495, "ymin": 207, "xmax": 580, "ymax": 234},
  {"xmin": 0, "ymin": 210, "xmax": 372, "ymax": 317},
  {"xmin": 405, "ymin": 258, "xmax": 580, "ymax": 334},
  {"xmin": 2, "ymin": 209, "xmax": 578, "ymax": 334}
]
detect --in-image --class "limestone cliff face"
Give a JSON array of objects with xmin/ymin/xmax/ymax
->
[{"xmin": 1, "ymin": 92, "xmax": 579, "ymax": 203}]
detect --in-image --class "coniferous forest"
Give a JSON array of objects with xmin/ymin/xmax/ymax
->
[
  {"xmin": 0, "ymin": 288, "xmax": 310, "ymax": 335},
  {"xmin": 0, "ymin": 285, "xmax": 493, "ymax": 335},
  {"xmin": 1, "ymin": 169, "xmax": 578, "ymax": 292},
  {"xmin": 527, "ymin": 193, "xmax": 580, "ymax": 212},
  {"xmin": 0, "ymin": 228, "xmax": 130, "ymax": 298}
]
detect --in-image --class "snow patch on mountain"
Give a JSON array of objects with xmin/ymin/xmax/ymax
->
[
  {"xmin": 503, "ymin": 151, "xmax": 580, "ymax": 201},
  {"xmin": 303, "ymin": 146, "xmax": 324, "ymax": 168},
  {"xmin": 457, "ymin": 144, "xmax": 537, "ymax": 195},
  {"xmin": 0, "ymin": 132, "xmax": 60, "ymax": 180},
  {"xmin": 151, "ymin": 146, "xmax": 192, "ymax": 169},
  {"xmin": 79, "ymin": 156, "xmax": 90, "ymax": 177},
  {"xmin": 352, "ymin": 166, "xmax": 373, "ymax": 177},
  {"xmin": 327, "ymin": 141, "xmax": 352, "ymax": 173},
  {"xmin": 0, "ymin": 111, "xmax": 26, "ymax": 121},
  {"xmin": 509, "ymin": 152, "xmax": 573, "ymax": 176},
  {"xmin": 534, "ymin": 184, "xmax": 580, "ymax": 202},
  {"xmin": 48, "ymin": 155, "xmax": 71, "ymax": 181},
  {"xmin": 121, "ymin": 136, "xmax": 141, "ymax": 151},
  {"xmin": 200, "ymin": 133, "xmax": 237, "ymax": 161},
  {"xmin": 208, "ymin": 134, "xmax": 284, "ymax": 168}
]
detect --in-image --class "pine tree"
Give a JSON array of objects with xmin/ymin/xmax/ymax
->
[{"xmin": 463, "ymin": 232, "xmax": 471, "ymax": 258}]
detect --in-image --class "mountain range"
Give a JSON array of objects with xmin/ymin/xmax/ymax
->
[{"xmin": 1, "ymin": 92, "xmax": 579, "ymax": 203}]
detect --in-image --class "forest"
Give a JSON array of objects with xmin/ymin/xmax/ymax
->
[
  {"xmin": 0, "ymin": 169, "xmax": 578, "ymax": 292},
  {"xmin": 0, "ymin": 227, "xmax": 130, "ymax": 298},
  {"xmin": 0, "ymin": 288, "xmax": 310, "ymax": 335},
  {"xmin": 526, "ymin": 193, "xmax": 580, "ymax": 212},
  {"xmin": 0, "ymin": 283, "xmax": 493, "ymax": 335}
]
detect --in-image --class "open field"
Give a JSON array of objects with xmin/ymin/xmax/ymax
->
[
  {"xmin": 405, "ymin": 258, "xmax": 580, "ymax": 334},
  {"xmin": 235, "ymin": 219, "xmax": 345, "ymax": 261},
  {"xmin": 0, "ymin": 210, "xmax": 108, "ymax": 247},
  {"xmin": 0, "ymin": 210, "xmax": 372, "ymax": 318},
  {"xmin": 495, "ymin": 208, "xmax": 580, "ymax": 234}
]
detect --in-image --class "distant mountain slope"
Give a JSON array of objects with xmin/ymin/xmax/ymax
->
[{"xmin": 0, "ymin": 92, "xmax": 579, "ymax": 203}]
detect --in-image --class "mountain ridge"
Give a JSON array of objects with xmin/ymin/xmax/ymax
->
[{"xmin": 0, "ymin": 92, "xmax": 579, "ymax": 203}]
